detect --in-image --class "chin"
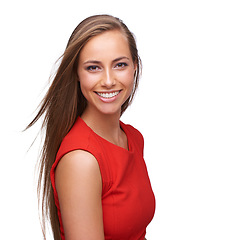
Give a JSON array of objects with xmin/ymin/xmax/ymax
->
[{"xmin": 96, "ymin": 105, "xmax": 122, "ymax": 116}]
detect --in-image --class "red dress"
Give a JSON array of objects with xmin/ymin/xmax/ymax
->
[{"xmin": 50, "ymin": 117, "xmax": 156, "ymax": 240}]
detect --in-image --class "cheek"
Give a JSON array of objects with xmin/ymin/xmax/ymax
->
[
  {"xmin": 78, "ymin": 71, "xmax": 94, "ymax": 99},
  {"xmin": 117, "ymin": 69, "xmax": 135, "ymax": 89},
  {"xmin": 78, "ymin": 70, "xmax": 96, "ymax": 91}
]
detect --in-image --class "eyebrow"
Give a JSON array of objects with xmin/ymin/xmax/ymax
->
[{"xmin": 83, "ymin": 56, "xmax": 130, "ymax": 65}]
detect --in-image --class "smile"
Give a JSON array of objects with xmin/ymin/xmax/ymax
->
[{"xmin": 96, "ymin": 91, "xmax": 121, "ymax": 99}]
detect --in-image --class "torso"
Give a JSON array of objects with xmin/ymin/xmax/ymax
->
[{"xmin": 50, "ymin": 117, "xmax": 156, "ymax": 240}]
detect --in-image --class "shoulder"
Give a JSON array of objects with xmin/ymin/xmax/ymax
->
[
  {"xmin": 55, "ymin": 150, "xmax": 102, "ymax": 216},
  {"xmin": 52, "ymin": 117, "xmax": 112, "ymax": 192},
  {"xmin": 62, "ymin": 117, "xmax": 92, "ymax": 148},
  {"xmin": 56, "ymin": 117, "xmax": 99, "ymax": 162},
  {"xmin": 55, "ymin": 150, "xmax": 101, "ymax": 187},
  {"xmin": 121, "ymin": 122, "xmax": 144, "ymax": 145}
]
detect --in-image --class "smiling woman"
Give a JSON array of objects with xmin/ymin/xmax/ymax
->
[
  {"xmin": 27, "ymin": 14, "xmax": 155, "ymax": 240},
  {"xmin": 78, "ymin": 30, "xmax": 136, "ymax": 116}
]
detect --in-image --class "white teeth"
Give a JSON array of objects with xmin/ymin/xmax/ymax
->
[{"xmin": 97, "ymin": 91, "xmax": 120, "ymax": 98}]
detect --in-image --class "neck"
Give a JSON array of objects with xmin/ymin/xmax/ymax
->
[{"xmin": 81, "ymin": 108, "xmax": 123, "ymax": 146}]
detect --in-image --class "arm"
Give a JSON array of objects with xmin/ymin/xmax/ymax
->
[{"xmin": 55, "ymin": 150, "xmax": 104, "ymax": 240}]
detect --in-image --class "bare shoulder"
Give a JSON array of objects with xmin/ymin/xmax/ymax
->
[
  {"xmin": 55, "ymin": 149, "xmax": 102, "ymax": 200},
  {"xmin": 55, "ymin": 150, "xmax": 104, "ymax": 239},
  {"xmin": 55, "ymin": 150, "xmax": 102, "ymax": 191},
  {"xmin": 56, "ymin": 149, "xmax": 100, "ymax": 174}
]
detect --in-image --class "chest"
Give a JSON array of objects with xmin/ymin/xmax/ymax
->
[{"xmin": 101, "ymin": 149, "xmax": 156, "ymax": 239}]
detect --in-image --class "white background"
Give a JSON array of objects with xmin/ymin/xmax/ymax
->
[{"xmin": 1, "ymin": 0, "xmax": 237, "ymax": 239}]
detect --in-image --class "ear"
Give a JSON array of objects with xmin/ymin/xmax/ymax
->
[
  {"xmin": 133, "ymin": 62, "xmax": 138, "ymax": 77},
  {"xmin": 134, "ymin": 62, "xmax": 137, "ymax": 72}
]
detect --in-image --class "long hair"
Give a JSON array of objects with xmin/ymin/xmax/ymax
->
[{"xmin": 27, "ymin": 14, "xmax": 141, "ymax": 239}]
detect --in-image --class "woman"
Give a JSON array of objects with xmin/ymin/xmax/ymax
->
[{"xmin": 28, "ymin": 14, "xmax": 155, "ymax": 240}]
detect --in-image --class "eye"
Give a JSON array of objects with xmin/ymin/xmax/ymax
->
[
  {"xmin": 86, "ymin": 65, "xmax": 100, "ymax": 72},
  {"xmin": 115, "ymin": 62, "xmax": 128, "ymax": 69}
]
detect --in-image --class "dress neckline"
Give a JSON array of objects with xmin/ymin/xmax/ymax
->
[{"xmin": 78, "ymin": 117, "xmax": 133, "ymax": 153}]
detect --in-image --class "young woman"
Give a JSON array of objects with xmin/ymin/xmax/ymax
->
[{"xmin": 28, "ymin": 14, "xmax": 155, "ymax": 240}]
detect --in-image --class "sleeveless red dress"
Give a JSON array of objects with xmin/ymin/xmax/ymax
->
[{"xmin": 50, "ymin": 117, "xmax": 156, "ymax": 240}]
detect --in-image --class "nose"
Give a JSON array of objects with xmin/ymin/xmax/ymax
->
[{"xmin": 101, "ymin": 68, "xmax": 116, "ymax": 88}]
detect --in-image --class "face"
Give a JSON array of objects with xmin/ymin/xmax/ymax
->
[{"xmin": 77, "ymin": 30, "xmax": 137, "ymax": 117}]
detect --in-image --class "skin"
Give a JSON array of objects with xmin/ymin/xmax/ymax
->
[
  {"xmin": 55, "ymin": 30, "xmax": 140, "ymax": 239},
  {"xmin": 78, "ymin": 30, "xmax": 137, "ymax": 147}
]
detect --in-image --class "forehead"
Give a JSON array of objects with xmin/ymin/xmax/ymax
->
[{"xmin": 79, "ymin": 30, "xmax": 131, "ymax": 62}]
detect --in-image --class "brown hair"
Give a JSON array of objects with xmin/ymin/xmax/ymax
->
[{"xmin": 27, "ymin": 14, "xmax": 141, "ymax": 239}]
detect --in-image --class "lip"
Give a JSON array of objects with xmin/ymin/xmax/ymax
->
[
  {"xmin": 94, "ymin": 90, "xmax": 122, "ymax": 103},
  {"xmin": 95, "ymin": 89, "xmax": 122, "ymax": 93}
]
